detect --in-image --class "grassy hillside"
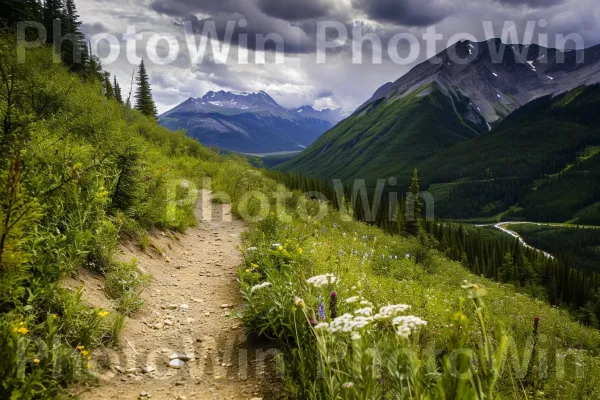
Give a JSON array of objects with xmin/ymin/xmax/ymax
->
[{"xmin": 278, "ymin": 83, "xmax": 483, "ymax": 185}]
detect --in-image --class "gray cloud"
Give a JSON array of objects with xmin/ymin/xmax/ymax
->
[
  {"xmin": 256, "ymin": 0, "xmax": 333, "ymax": 21},
  {"xmin": 352, "ymin": 0, "xmax": 454, "ymax": 27},
  {"xmin": 493, "ymin": 0, "xmax": 564, "ymax": 7}
]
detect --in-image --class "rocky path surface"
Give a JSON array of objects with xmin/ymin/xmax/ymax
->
[{"xmin": 79, "ymin": 191, "xmax": 275, "ymax": 400}]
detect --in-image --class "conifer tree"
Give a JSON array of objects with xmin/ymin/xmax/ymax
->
[
  {"xmin": 114, "ymin": 76, "xmax": 123, "ymax": 104},
  {"xmin": 406, "ymin": 168, "xmax": 422, "ymax": 236},
  {"xmin": 103, "ymin": 72, "xmax": 114, "ymax": 99},
  {"xmin": 134, "ymin": 59, "xmax": 158, "ymax": 119}
]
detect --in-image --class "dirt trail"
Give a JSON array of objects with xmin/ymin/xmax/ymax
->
[{"xmin": 79, "ymin": 191, "xmax": 274, "ymax": 400}]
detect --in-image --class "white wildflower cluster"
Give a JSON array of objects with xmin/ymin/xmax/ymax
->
[
  {"xmin": 345, "ymin": 296, "xmax": 360, "ymax": 304},
  {"xmin": 354, "ymin": 307, "xmax": 373, "ymax": 317},
  {"xmin": 393, "ymin": 316, "xmax": 428, "ymax": 339},
  {"xmin": 360, "ymin": 300, "xmax": 373, "ymax": 307},
  {"xmin": 250, "ymin": 282, "xmax": 271, "ymax": 294},
  {"xmin": 314, "ymin": 322, "xmax": 329, "ymax": 330},
  {"xmin": 271, "ymin": 243, "xmax": 281, "ymax": 249},
  {"xmin": 342, "ymin": 382, "xmax": 354, "ymax": 389},
  {"xmin": 374, "ymin": 304, "xmax": 411, "ymax": 320},
  {"xmin": 328, "ymin": 313, "xmax": 373, "ymax": 333},
  {"xmin": 246, "ymin": 247, "xmax": 258, "ymax": 252},
  {"xmin": 307, "ymin": 274, "xmax": 338, "ymax": 288}
]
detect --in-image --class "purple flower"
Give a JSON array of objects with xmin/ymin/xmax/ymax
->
[
  {"xmin": 319, "ymin": 298, "xmax": 326, "ymax": 320},
  {"xmin": 330, "ymin": 292, "xmax": 338, "ymax": 319}
]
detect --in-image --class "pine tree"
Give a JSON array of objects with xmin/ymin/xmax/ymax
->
[
  {"xmin": 134, "ymin": 59, "xmax": 158, "ymax": 119},
  {"xmin": 114, "ymin": 76, "xmax": 123, "ymax": 104},
  {"xmin": 62, "ymin": 0, "xmax": 88, "ymax": 73},
  {"xmin": 103, "ymin": 72, "xmax": 114, "ymax": 99},
  {"xmin": 405, "ymin": 168, "xmax": 422, "ymax": 236}
]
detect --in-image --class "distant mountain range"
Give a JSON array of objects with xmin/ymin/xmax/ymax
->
[
  {"xmin": 159, "ymin": 91, "xmax": 345, "ymax": 153},
  {"xmin": 279, "ymin": 39, "xmax": 600, "ymax": 223}
]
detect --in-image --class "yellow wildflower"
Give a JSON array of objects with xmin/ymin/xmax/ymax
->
[
  {"xmin": 277, "ymin": 246, "xmax": 283, "ymax": 252},
  {"xmin": 81, "ymin": 350, "xmax": 90, "ymax": 357},
  {"xmin": 297, "ymin": 248, "xmax": 303, "ymax": 255},
  {"xmin": 51, "ymin": 314, "xmax": 57, "ymax": 319},
  {"xmin": 245, "ymin": 269, "xmax": 251, "ymax": 273},
  {"xmin": 34, "ymin": 359, "xmax": 40, "ymax": 364},
  {"xmin": 251, "ymin": 263, "xmax": 259, "ymax": 269},
  {"xmin": 76, "ymin": 345, "xmax": 85, "ymax": 350},
  {"xmin": 17, "ymin": 327, "xmax": 29, "ymax": 335},
  {"xmin": 98, "ymin": 311, "xmax": 109, "ymax": 318}
]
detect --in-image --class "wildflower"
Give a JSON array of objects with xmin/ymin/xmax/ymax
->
[
  {"xmin": 314, "ymin": 322, "xmax": 329, "ymax": 330},
  {"xmin": 297, "ymin": 247, "xmax": 303, "ymax": 255},
  {"xmin": 354, "ymin": 307, "xmax": 373, "ymax": 317},
  {"xmin": 278, "ymin": 246, "xmax": 284, "ymax": 252},
  {"xmin": 250, "ymin": 282, "xmax": 271, "ymax": 294},
  {"xmin": 251, "ymin": 263, "xmax": 259, "ymax": 269},
  {"xmin": 98, "ymin": 311, "xmax": 109, "ymax": 318},
  {"xmin": 345, "ymin": 296, "xmax": 360, "ymax": 304},
  {"xmin": 295, "ymin": 297, "xmax": 305, "ymax": 307},
  {"xmin": 360, "ymin": 300, "xmax": 373, "ymax": 307},
  {"xmin": 51, "ymin": 314, "xmax": 57, "ymax": 319},
  {"xmin": 330, "ymin": 292, "xmax": 338, "ymax": 319},
  {"xmin": 246, "ymin": 247, "xmax": 258, "ymax": 252},
  {"xmin": 16, "ymin": 327, "xmax": 29, "ymax": 335},
  {"xmin": 405, "ymin": 253, "xmax": 410, "ymax": 259},
  {"xmin": 33, "ymin": 359, "xmax": 40, "ymax": 364},
  {"xmin": 393, "ymin": 316, "xmax": 428, "ymax": 339},
  {"xmin": 318, "ymin": 298, "xmax": 326, "ymax": 320},
  {"xmin": 306, "ymin": 274, "xmax": 338, "ymax": 288},
  {"xmin": 81, "ymin": 350, "xmax": 90, "ymax": 357},
  {"xmin": 351, "ymin": 332, "xmax": 361, "ymax": 340},
  {"xmin": 328, "ymin": 314, "xmax": 373, "ymax": 333},
  {"xmin": 271, "ymin": 243, "xmax": 281, "ymax": 249},
  {"xmin": 373, "ymin": 304, "xmax": 411, "ymax": 320},
  {"xmin": 309, "ymin": 319, "xmax": 317, "ymax": 327},
  {"xmin": 76, "ymin": 346, "xmax": 85, "ymax": 350},
  {"xmin": 245, "ymin": 269, "xmax": 251, "ymax": 273},
  {"xmin": 342, "ymin": 382, "xmax": 354, "ymax": 389}
]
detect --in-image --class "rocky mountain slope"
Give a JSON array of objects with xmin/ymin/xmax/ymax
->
[
  {"xmin": 280, "ymin": 39, "xmax": 600, "ymax": 186},
  {"xmin": 159, "ymin": 91, "xmax": 343, "ymax": 153}
]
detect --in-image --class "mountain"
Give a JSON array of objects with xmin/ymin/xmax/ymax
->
[
  {"xmin": 294, "ymin": 105, "xmax": 347, "ymax": 125},
  {"xmin": 279, "ymin": 39, "xmax": 600, "ymax": 186},
  {"xmin": 159, "ymin": 91, "xmax": 343, "ymax": 154}
]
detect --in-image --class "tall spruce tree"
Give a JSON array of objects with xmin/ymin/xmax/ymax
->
[
  {"xmin": 406, "ymin": 168, "xmax": 422, "ymax": 236},
  {"xmin": 114, "ymin": 76, "xmax": 123, "ymax": 103},
  {"xmin": 134, "ymin": 59, "xmax": 157, "ymax": 119},
  {"xmin": 103, "ymin": 72, "xmax": 114, "ymax": 99},
  {"xmin": 62, "ymin": 0, "xmax": 88, "ymax": 73}
]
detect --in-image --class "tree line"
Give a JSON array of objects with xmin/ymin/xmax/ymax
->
[{"xmin": 1, "ymin": 0, "xmax": 158, "ymax": 119}]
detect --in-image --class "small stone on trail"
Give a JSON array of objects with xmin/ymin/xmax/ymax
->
[
  {"xmin": 141, "ymin": 366, "xmax": 155, "ymax": 373},
  {"xmin": 168, "ymin": 359, "xmax": 185, "ymax": 369},
  {"xmin": 180, "ymin": 304, "xmax": 189, "ymax": 311}
]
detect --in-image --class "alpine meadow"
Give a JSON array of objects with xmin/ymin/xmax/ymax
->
[{"xmin": 2, "ymin": 0, "xmax": 600, "ymax": 399}]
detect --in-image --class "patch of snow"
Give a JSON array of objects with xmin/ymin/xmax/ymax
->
[
  {"xmin": 492, "ymin": 72, "xmax": 498, "ymax": 77},
  {"xmin": 497, "ymin": 94, "xmax": 501, "ymax": 98},
  {"xmin": 297, "ymin": 109, "xmax": 303, "ymax": 113},
  {"xmin": 526, "ymin": 60, "xmax": 536, "ymax": 71},
  {"xmin": 546, "ymin": 76, "xmax": 554, "ymax": 80},
  {"xmin": 468, "ymin": 43, "xmax": 475, "ymax": 50}
]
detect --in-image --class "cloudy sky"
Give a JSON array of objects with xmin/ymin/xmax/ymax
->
[{"xmin": 78, "ymin": 0, "xmax": 600, "ymax": 114}]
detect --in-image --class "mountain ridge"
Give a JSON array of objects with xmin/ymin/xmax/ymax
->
[{"xmin": 159, "ymin": 90, "xmax": 345, "ymax": 153}]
